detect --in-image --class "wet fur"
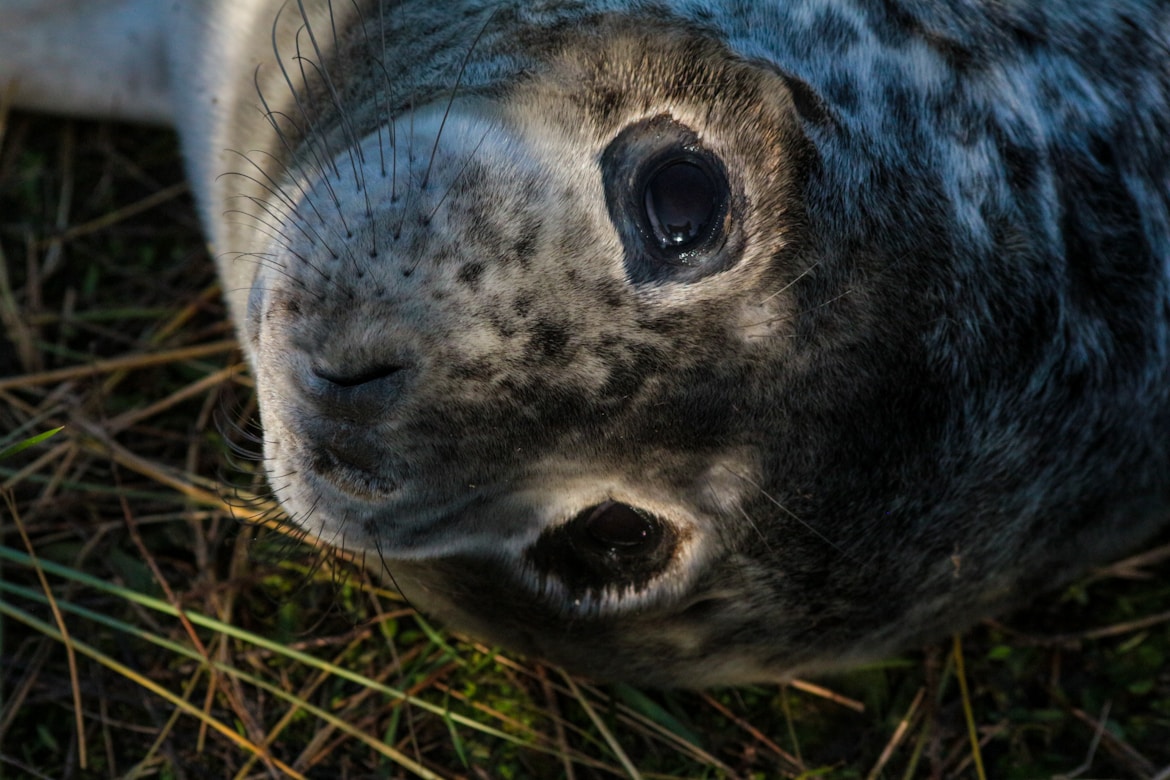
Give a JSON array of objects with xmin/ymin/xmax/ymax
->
[{"xmin": 2, "ymin": 0, "xmax": 1168, "ymax": 686}]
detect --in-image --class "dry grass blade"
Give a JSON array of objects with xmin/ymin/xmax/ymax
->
[
  {"xmin": 952, "ymin": 634, "xmax": 987, "ymax": 780},
  {"xmin": 31, "ymin": 182, "xmax": 190, "ymax": 249},
  {"xmin": 865, "ymin": 687, "xmax": 924, "ymax": 780},
  {"xmin": 0, "ymin": 340, "xmax": 237, "ymax": 393},
  {"xmin": 700, "ymin": 691, "xmax": 803, "ymax": 772},
  {"xmin": 5, "ymin": 493, "xmax": 87, "ymax": 770},
  {"xmin": 563, "ymin": 673, "xmax": 643, "ymax": 780},
  {"xmin": 788, "ymin": 678, "xmax": 865, "ymax": 713}
]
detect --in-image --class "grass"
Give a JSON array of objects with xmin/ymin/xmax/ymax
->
[{"xmin": 1, "ymin": 109, "xmax": 1168, "ymax": 780}]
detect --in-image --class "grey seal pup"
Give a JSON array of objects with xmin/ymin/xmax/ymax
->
[{"xmin": 2, "ymin": 0, "xmax": 1168, "ymax": 687}]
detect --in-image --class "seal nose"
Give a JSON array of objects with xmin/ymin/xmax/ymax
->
[{"xmin": 302, "ymin": 361, "xmax": 410, "ymax": 421}]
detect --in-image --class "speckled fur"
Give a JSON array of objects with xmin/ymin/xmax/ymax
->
[{"xmin": 3, "ymin": 0, "xmax": 1168, "ymax": 685}]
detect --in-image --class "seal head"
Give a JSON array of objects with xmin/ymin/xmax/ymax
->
[{"xmin": 229, "ymin": 2, "xmax": 1170, "ymax": 685}]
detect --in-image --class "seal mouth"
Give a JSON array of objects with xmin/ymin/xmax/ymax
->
[{"xmin": 308, "ymin": 444, "xmax": 400, "ymax": 501}]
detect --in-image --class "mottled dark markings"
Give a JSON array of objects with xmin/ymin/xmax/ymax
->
[
  {"xmin": 527, "ymin": 320, "xmax": 571, "ymax": 363},
  {"xmin": 456, "ymin": 261, "xmax": 484, "ymax": 287}
]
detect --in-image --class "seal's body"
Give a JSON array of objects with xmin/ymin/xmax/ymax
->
[{"xmin": 3, "ymin": 0, "xmax": 1168, "ymax": 686}]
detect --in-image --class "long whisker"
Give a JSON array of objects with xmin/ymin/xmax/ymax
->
[{"xmin": 721, "ymin": 465, "xmax": 852, "ymax": 559}]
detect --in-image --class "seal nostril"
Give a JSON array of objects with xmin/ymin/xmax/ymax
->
[
  {"xmin": 299, "ymin": 359, "xmax": 412, "ymax": 420},
  {"xmin": 314, "ymin": 363, "xmax": 405, "ymax": 389}
]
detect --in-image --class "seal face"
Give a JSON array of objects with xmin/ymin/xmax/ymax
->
[
  {"xmin": 5, "ymin": 0, "xmax": 1168, "ymax": 686},
  {"xmin": 242, "ymin": 17, "xmax": 815, "ymax": 685}
]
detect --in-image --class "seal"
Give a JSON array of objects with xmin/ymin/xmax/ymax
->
[{"xmin": 3, "ymin": 0, "xmax": 1168, "ymax": 687}]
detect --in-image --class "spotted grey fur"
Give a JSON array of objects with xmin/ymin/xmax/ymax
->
[{"xmin": 1, "ymin": 0, "xmax": 1167, "ymax": 686}]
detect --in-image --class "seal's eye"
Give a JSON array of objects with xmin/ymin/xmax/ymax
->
[
  {"xmin": 643, "ymin": 160, "xmax": 719, "ymax": 251},
  {"xmin": 599, "ymin": 115, "xmax": 737, "ymax": 284},
  {"xmin": 637, "ymin": 154, "xmax": 729, "ymax": 264}
]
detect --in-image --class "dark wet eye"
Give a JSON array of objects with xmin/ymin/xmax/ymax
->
[
  {"xmin": 639, "ymin": 155, "xmax": 728, "ymax": 262},
  {"xmin": 643, "ymin": 160, "xmax": 719, "ymax": 251},
  {"xmin": 599, "ymin": 115, "xmax": 737, "ymax": 284},
  {"xmin": 582, "ymin": 501, "xmax": 662, "ymax": 552}
]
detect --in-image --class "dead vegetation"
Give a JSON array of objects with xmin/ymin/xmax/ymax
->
[{"xmin": 1, "ymin": 111, "xmax": 1168, "ymax": 779}]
